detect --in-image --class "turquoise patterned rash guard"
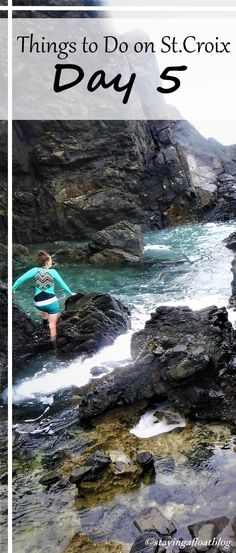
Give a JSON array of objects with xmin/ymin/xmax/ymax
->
[
  {"xmin": 12, "ymin": 267, "xmax": 73, "ymax": 296},
  {"xmin": 12, "ymin": 267, "xmax": 73, "ymax": 314}
]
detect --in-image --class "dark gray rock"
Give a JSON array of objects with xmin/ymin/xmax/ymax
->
[
  {"xmin": 228, "ymin": 255, "xmax": 236, "ymax": 310},
  {"xmin": 52, "ymin": 245, "xmax": 88, "ymax": 265},
  {"xmin": 188, "ymin": 517, "xmax": 230, "ymax": 552},
  {"xmin": 0, "ymin": 122, "xmax": 7, "ymax": 249},
  {"xmin": 87, "ymin": 221, "xmax": 144, "ymax": 265},
  {"xmin": 130, "ymin": 532, "xmax": 160, "ymax": 553},
  {"xmin": 78, "ymin": 305, "xmax": 236, "ymax": 423},
  {"xmin": 136, "ymin": 451, "xmax": 155, "ymax": 469},
  {"xmin": 70, "ymin": 450, "xmax": 111, "ymax": 486},
  {"xmin": 0, "ymin": 472, "xmax": 7, "ymax": 485},
  {"xmin": 13, "ymin": 243, "xmax": 35, "ymax": 270},
  {"xmin": 70, "ymin": 466, "xmax": 93, "ymax": 484},
  {"xmin": 223, "ymin": 231, "xmax": 236, "ymax": 251},
  {"xmin": 134, "ymin": 506, "xmax": 176, "ymax": 536},
  {"xmin": 86, "ymin": 450, "xmax": 112, "ymax": 470},
  {"xmin": 90, "ymin": 365, "xmax": 110, "ymax": 377},
  {"xmin": 39, "ymin": 470, "xmax": 61, "ymax": 486},
  {"xmin": 53, "ymin": 221, "xmax": 144, "ymax": 266},
  {"xmin": 13, "ymin": 300, "xmax": 52, "ymax": 373},
  {"xmin": 0, "ymin": 283, "xmax": 7, "ymax": 393},
  {"xmin": 57, "ymin": 292, "xmax": 130, "ymax": 355}
]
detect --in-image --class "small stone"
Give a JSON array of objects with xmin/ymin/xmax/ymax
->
[
  {"xmin": 134, "ymin": 507, "xmax": 176, "ymax": 536},
  {"xmin": 69, "ymin": 466, "xmax": 92, "ymax": 484},
  {"xmin": 136, "ymin": 451, "xmax": 154, "ymax": 468},
  {"xmin": 153, "ymin": 347, "xmax": 164, "ymax": 356},
  {"xmin": 190, "ymin": 347, "xmax": 205, "ymax": 356},
  {"xmin": 87, "ymin": 450, "xmax": 112, "ymax": 471},
  {"xmin": 90, "ymin": 366, "xmax": 110, "ymax": 376},
  {"xmin": 39, "ymin": 470, "xmax": 60, "ymax": 486},
  {"xmin": 170, "ymin": 345, "xmax": 187, "ymax": 354}
]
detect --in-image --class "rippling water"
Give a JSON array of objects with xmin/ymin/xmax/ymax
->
[{"xmin": 13, "ymin": 221, "xmax": 235, "ymax": 403}]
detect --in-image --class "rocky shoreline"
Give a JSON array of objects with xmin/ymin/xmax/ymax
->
[{"xmin": 9, "ymin": 227, "xmax": 236, "ymax": 553}]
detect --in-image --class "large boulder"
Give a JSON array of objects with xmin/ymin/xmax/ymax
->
[
  {"xmin": 79, "ymin": 305, "xmax": 236, "ymax": 423},
  {"xmin": 57, "ymin": 292, "xmax": 131, "ymax": 355},
  {"xmin": 87, "ymin": 221, "xmax": 143, "ymax": 265},
  {"xmin": 223, "ymin": 230, "xmax": 236, "ymax": 251},
  {"xmin": 53, "ymin": 221, "xmax": 144, "ymax": 266},
  {"xmin": 0, "ymin": 283, "xmax": 7, "ymax": 392}
]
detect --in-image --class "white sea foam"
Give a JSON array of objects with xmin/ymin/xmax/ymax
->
[
  {"xmin": 144, "ymin": 244, "xmax": 171, "ymax": 251},
  {"xmin": 130, "ymin": 410, "xmax": 186, "ymax": 438},
  {"xmin": 12, "ymin": 331, "xmax": 133, "ymax": 402}
]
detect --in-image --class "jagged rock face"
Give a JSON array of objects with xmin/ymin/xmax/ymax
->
[
  {"xmin": 0, "ymin": 121, "xmax": 7, "ymax": 250},
  {"xmin": 13, "ymin": 120, "xmax": 236, "ymax": 245},
  {"xmin": 78, "ymin": 305, "xmax": 236, "ymax": 423},
  {"xmin": 229, "ymin": 255, "xmax": 236, "ymax": 310},
  {"xmin": 57, "ymin": 292, "xmax": 131, "ymax": 355},
  {"xmin": 12, "ymin": 292, "xmax": 130, "ymax": 370},
  {"xmin": 13, "ymin": 301, "xmax": 53, "ymax": 372},
  {"xmin": 87, "ymin": 221, "xmax": 144, "ymax": 265},
  {"xmin": 13, "ymin": 0, "xmax": 106, "ymax": 8},
  {"xmin": 0, "ymin": 284, "xmax": 7, "ymax": 393},
  {"xmin": 13, "ymin": 301, "xmax": 37, "ymax": 371}
]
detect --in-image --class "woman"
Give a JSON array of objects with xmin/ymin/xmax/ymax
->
[{"xmin": 12, "ymin": 250, "xmax": 74, "ymax": 345}]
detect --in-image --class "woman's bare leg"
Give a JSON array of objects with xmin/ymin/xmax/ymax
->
[
  {"xmin": 40, "ymin": 311, "xmax": 48, "ymax": 321},
  {"xmin": 48, "ymin": 313, "xmax": 58, "ymax": 344}
]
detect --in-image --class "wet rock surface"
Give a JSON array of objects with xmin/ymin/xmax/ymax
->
[
  {"xmin": 229, "ymin": 255, "xmax": 236, "ymax": 310},
  {"xmin": 0, "ymin": 121, "xmax": 7, "ymax": 249},
  {"xmin": 224, "ymin": 231, "xmax": 236, "ymax": 251},
  {"xmin": 53, "ymin": 222, "xmax": 144, "ymax": 266},
  {"xmin": 0, "ymin": 283, "xmax": 7, "ymax": 392},
  {"xmin": 129, "ymin": 514, "xmax": 236, "ymax": 553},
  {"xmin": 78, "ymin": 305, "xmax": 236, "ymax": 423},
  {"xmin": 87, "ymin": 222, "xmax": 144, "ymax": 265},
  {"xmin": 57, "ymin": 292, "xmax": 131, "ymax": 355},
  {"xmin": 134, "ymin": 506, "xmax": 176, "ymax": 536},
  {"xmin": 12, "ymin": 392, "xmax": 236, "ymax": 553},
  {"xmin": 12, "ymin": 291, "xmax": 130, "ymax": 369},
  {"xmin": 13, "ymin": 299, "xmax": 52, "ymax": 372},
  {"xmin": 130, "ymin": 532, "xmax": 160, "ymax": 553},
  {"xmin": 63, "ymin": 532, "xmax": 125, "ymax": 553}
]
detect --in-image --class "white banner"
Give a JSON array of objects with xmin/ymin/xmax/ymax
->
[
  {"xmin": 13, "ymin": 15, "xmax": 236, "ymax": 121},
  {"xmin": 0, "ymin": 19, "xmax": 7, "ymax": 120}
]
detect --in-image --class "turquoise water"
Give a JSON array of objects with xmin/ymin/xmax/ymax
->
[
  {"xmin": 14, "ymin": 221, "xmax": 235, "ymax": 318},
  {"xmin": 13, "ymin": 221, "xmax": 235, "ymax": 402}
]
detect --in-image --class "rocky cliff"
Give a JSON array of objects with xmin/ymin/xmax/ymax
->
[
  {"xmin": 0, "ymin": 121, "xmax": 7, "ymax": 248},
  {"xmin": 12, "ymin": 120, "xmax": 236, "ymax": 245}
]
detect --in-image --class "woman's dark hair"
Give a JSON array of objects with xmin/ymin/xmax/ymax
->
[{"xmin": 37, "ymin": 250, "xmax": 51, "ymax": 267}]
